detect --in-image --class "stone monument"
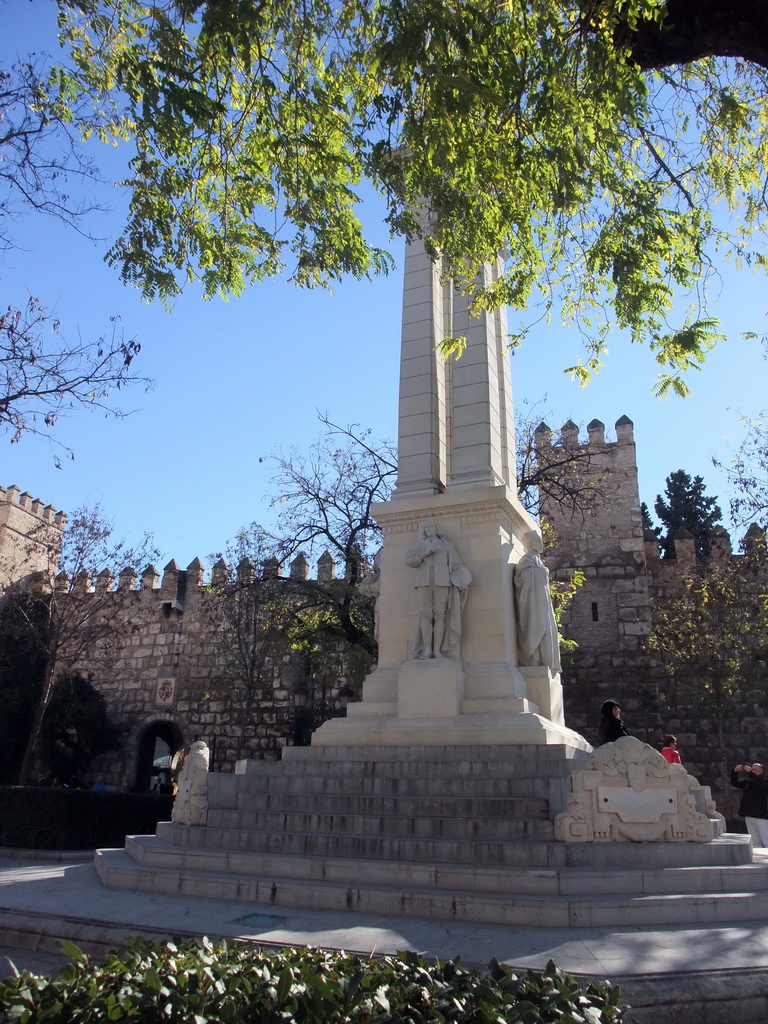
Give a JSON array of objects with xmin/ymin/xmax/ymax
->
[
  {"xmin": 313, "ymin": 240, "xmax": 589, "ymax": 750},
  {"xmin": 96, "ymin": 238, "xmax": 753, "ymax": 941},
  {"xmin": 406, "ymin": 519, "xmax": 471, "ymax": 659},
  {"xmin": 555, "ymin": 736, "xmax": 724, "ymax": 843},
  {"xmin": 171, "ymin": 740, "xmax": 210, "ymax": 826}
]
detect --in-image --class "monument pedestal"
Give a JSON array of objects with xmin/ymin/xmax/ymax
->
[
  {"xmin": 311, "ymin": 237, "xmax": 590, "ymax": 752},
  {"xmin": 398, "ymin": 659, "xmax": 464, "ymax": 718},
  {"xmin": 312, "ymin": 486, "xmax": 591, "ymax": 752},
  {"xmin": 312, "ymin": 708, "xmax": 589, "ymax": 748}
]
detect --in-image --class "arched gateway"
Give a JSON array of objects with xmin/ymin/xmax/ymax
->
[{"xmin": 134, "ymin": 720, "xmax": 184, "ymax": 792}]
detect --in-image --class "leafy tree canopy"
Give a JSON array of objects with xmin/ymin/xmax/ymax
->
[
  {"xmin": 641, "ymin": 501, "xmax": 657, "ymax": 533},
  {"xmin": 653, "ymin": 468, "xmax": 724, "ymax": 559},
  {"xmin": 7, "ymin": 502, "xmax": 158, "ymax": 785},
  {"xmin": 39, "ymin": 669, "xmax": 121, "ymax": 782},
  {"xmin": 650, "ymin": 528, "xmax": 768, "ymax": 773},
  {"xmin": 52, "ymin": 0, "xmax": 768, "ymax": 394},
  {"xmin": 0, "ymin": 589, "xmax": 49, "ymax": 783}
]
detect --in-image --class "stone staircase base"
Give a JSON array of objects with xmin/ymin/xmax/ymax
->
[{"xmin": 96, "ymin": 744, "xmax": 762, "ymax": 928}]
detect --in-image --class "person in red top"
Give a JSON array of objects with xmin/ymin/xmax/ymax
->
[{"xmin": 660, "ymin": 735, "xmax": 682, "ymax": 764}]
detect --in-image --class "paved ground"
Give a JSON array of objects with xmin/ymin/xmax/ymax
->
[{"xmin": 2, "ymin": 850, "xmax": 768, "ymax": 1022}]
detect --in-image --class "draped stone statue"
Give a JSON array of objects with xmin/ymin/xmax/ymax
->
[
  {"xmin": 514, "ymin": 530, "xmax": 561, "ymax": 673},
  {"xmin": 171, "ymin": 739, "xmax": 210, "ymax": 826},
  {"xmin": 406, "ymin": 520, "xmax": 471, "ymax": 659}
]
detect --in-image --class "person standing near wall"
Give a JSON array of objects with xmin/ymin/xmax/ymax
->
[
  {"xmin": 596, "ymin": 699, "xmax": 630, "ymax": 746},
  {"xmin": 660, "ymin": 735, "xmax": 682, "ymax": 764},
  {"xmin": 731, "ymin": 763, "xmax": 768, "ymax": 848}
]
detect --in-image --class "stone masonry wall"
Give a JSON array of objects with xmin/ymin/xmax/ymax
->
[
  {"xmin": 4, "ymin": 424, "xmax": 764, "ymax": 817},
  {"xmin": 49, "ymin": 557, "xmax": 351, "ymax": 791},
  {"xmin": 0, "ymin": 485, "xmax": 66, "ymax": 590},
  {"xmin": 538, "ymin": 417, "xmax": 764, "ymax": 816}
]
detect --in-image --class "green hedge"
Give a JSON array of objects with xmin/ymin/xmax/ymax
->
[
  {"xmin": 0, "ymin": 788, "xmax": 173, "ymax": 851},
  {"xmin": 0, "ymin": 939, "xmax": 627, "ymax": 1022}
]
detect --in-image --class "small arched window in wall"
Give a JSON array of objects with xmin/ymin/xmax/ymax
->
[{"xmin": 591, "ymin": 602, "xmax": 599, "ymax": 622}]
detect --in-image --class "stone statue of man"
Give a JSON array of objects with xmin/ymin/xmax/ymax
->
[
  {"xmin": 406, "ymin": 520, "xmax": 471, "ymax": 659},
  {"xmin": 514, "ymin": 529, "xmax": 561, "ymax": 673}
]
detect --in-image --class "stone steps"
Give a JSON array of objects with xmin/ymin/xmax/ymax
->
[
  {"xmin": 278, "ymin": 744, "xmax": 586, "ymax": 764},
  {"xmin": 210, "ymin": 792, "xmax": 549, "ymax": 818},
  {"xmin": 157, "ymin": 820, "xmax": 748, "ymax": 870},
  {"xmin": 205, "ymin": 807, "xmax": 553, "ymax": 840},
  {"xmin": 96, "ymin": 843, "xmax": 768, "ymax": 928},
  {"xmin": 240, "ymin": 747, "xmax": 580, "ymax": 780},
  {"xmin": 157, "ymin": 821, "xmax": 555, "ymax": 863},
  {"xmin": 97, "ymin": 744, "xmax": 760, "ymax": 928},
  {"xmin": 125, "ymin": 834, "xmax": 768, "ymax": 897},
  {"xmin": 221, "ymin": 774, "xmax": 554, "ymax": 799}
]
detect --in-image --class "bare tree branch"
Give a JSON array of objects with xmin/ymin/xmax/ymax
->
[
  {"xmin": 0, "ymin": 59, "xmax": 151, "ymax": 457},
  {"xmin": 0, "ymin": 58, "xmax": 108, "ymax": 250},
  {"xmin": 0, "ymin": 297, "xmax": 152, "ymax": 462}
]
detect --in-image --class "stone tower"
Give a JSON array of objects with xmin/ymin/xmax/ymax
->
[
  {"xmin": 313, "ymin": 240, "xmax": 589, "ymax": 750},
  {"xmin": 536, "ymin": 418, "xmax": 657, "ymax": 740},
  {"xmin": 0, "ymin": 484, "xmax": 66, "ymax": 591}
]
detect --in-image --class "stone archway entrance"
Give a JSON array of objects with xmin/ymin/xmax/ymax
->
[{"xmin": 135, "ymin": 721, "xmax": 184, "ymax": 792}]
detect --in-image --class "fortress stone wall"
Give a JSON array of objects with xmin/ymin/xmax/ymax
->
[
  {"xmin": 73, "ymin": 554, "xmax": 354, "ymax": 790},
  {"xmin": 539, "ymin": 416, "xmax": 658, "ymax": 742},
  {"xmin": 539, "ymin": 417, "xmax": 766, "ymax": 814},
  {"xmin": 3, "ymin": 421, "xmax": 765, "ymax": 810},
  {"xmin": 0, "ymin": 501, "xmax": 352, "ymax": 790},
  {"xmin": 70, "ymin": 559, "xmax": 289, "ymax": 789}
]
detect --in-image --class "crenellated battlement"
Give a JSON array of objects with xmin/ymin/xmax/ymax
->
[
  {"xmin": 644, "ymin": 524, "xmax": 746, "ymax": 598},
  {"xmin": 0, "ymin": 484, "xmax": 67, "ymax": 529},
  {"xmin": 0, "ymin": 483, "xmax": 67, "ymax": 589},
  {"xmin": 61, "ymin": 550, "xmax": 342, "ymax": 608},
  {"xmin": 534, "ymin": 415, "xmax": 635, "ymax": 449}
]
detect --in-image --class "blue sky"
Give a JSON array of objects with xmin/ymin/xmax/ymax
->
[{"xmin": 3, "ymin": 1, "xmax": 766, "ymax": 570}]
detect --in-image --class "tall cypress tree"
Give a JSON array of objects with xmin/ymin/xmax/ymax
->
[{"xmin": 654, "ymin": 470, "xmax": 724, "ymax": 559}]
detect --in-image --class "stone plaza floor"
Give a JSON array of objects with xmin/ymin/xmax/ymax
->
[{"xmin": 1, "ymin": 848, "xmax": 768, "ymax": 1022}]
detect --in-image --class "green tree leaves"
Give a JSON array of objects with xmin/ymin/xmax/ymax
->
[
  {"xmin": 48, "ymin": 0, "xmax": 768, "ymax": 382},
  {"xmin": 650, "ymin": 530, "xmax": 768, "ymax": 744},
  {"xmin": 39, "ymin": 670, "xmax": 121, "ymax": 782},
  {"xmin": 653, "ymin": 469, "xmax": 724, "ymax": 558},
  {"xmin": 57, "ymin": 0, "xmax": 394, "ymax": 304},
  {"xmin": 0, "ymin": 939, "xmax": 627, "ymax": 1023}
]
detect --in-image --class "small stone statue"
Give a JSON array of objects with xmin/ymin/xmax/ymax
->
[
  {"xmin": 514, "ymin": 530, "xmax": 561, "ymax": 673},
  {"xmin": 171, "ymin": 739, "xmax": 209, "ymax": 826},
  {"xmin": 406, "ymin": 520, "xmax": 471, "ymax": 659}
]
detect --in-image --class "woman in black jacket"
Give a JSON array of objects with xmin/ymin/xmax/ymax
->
[{"xmin": 596, "ymin": 699, "xmax": 630, "ymax": 746}]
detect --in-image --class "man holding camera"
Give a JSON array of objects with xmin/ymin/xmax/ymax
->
[{"xmin": 731, "ymin": 762, "xmax": 768, "ymax": 848}]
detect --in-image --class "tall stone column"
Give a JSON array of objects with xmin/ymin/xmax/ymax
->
[
  {"xmin": 394, "ymin": 247, "xmax": 516, "ymax": 497},
  {"xmin": 313, "ymin": 238, "xmax": 589, "ymax": 750}
]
